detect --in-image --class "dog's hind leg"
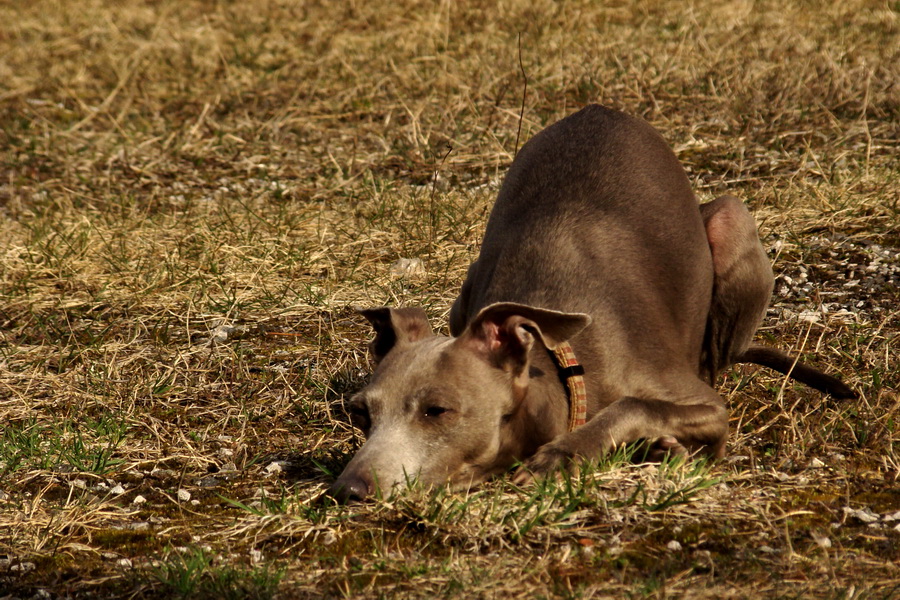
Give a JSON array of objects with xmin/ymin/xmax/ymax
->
[
  {"xmin": 700, "ymin": 196, "xmax": 855, "ymax": 398},
  {"xmin": 700, "ymin": 195, "xmax": 774, "ymax": 382}
]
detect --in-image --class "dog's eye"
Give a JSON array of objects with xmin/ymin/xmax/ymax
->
[{"xmin": 423, "ymin": 405, "xmax": 449, "ymax": 418}]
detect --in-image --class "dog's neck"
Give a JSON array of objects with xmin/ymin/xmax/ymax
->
[{"xmin": 502, "ymin": 347, "xmax": 572, "ymax": 463}]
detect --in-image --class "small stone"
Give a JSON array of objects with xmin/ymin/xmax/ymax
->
[
  {"xmin": 843, "ymin": 506, "xmax": 879, "ymax": 524},
  {"xmin": 110, "ymin": 485, "xmax": 126, "ymax": 495},
  {"xmin": 389, "ymin": 257, "xmax": 426, "ymax": 279},
  {"xmin": 882, "ymin": 511, "xmax": 900, "ymax": 522},
  {"xmin": 321, "ymin": 530, "xmax": 337, "ymax": 545},
  {"xmin": 177, "ymin": 489, "xmax": 191, "ymax": 502},
  {"xmin": 797, "ymin": 311, "xmax": 822, "ymax": 324},
  {"xmin": 132, "ymin": 495, "xmax": 147, "ymax": 505},
  {"xmin": 150, "ymin": 469, "xmax": 177, "ymax": 481},
  {"xmin": 72, "ymin": 479, "xmax": 87, "ymax": 489},
  {"xmin": 264, "ymin": 461, "xmax": 287, "ymax": 476},
  {"xmin": 812, "ymin": 533, "xmax": 832, "ymax": 548},
  {"xmin": 666, "ymin": 540, "xmax": 683, "ymax": 551},
  {"xmin": 809, "ymin": 458, "xmax": 826, "ymax": 469},
  {"xmin": 117, "ymin": 558, "xmax": 133, "ymax": 568},
  {"xmin": 196, "ymin": 476, "xmax": 219, "ymax": 488},
  {"xmin": 250, "ymin": 549, "xmax": 263, "ymax": 564},
  {"xmin": 210, "ymin": 325, "xmax": 236, "ymax": 343}
]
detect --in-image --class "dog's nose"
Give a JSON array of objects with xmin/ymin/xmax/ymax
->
[{"xmin": 328, "ymin": 475, "xmax": 370, "ymax": 503}]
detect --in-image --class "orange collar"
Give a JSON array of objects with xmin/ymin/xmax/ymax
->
[{"xmin": 550, "ymin": 342, "xmax": 587, "ymax": 431}]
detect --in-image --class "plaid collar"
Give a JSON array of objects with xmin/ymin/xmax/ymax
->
[{"xmin": 549, "ymin": 341, "xmax": 587, "ymax": 431}]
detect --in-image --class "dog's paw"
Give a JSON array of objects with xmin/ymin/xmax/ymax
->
[
  {"xmin": 511, "ymin": 444, "xmax": 575, "ymax": 485},
  {"xmin": 639, "ymin": 435, "xmax": 688, "ymax": 462}
]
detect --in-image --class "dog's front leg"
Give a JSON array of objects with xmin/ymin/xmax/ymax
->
[{"xmin": 512, "ymin": 392, "xmax": 727, "ymax": 483}]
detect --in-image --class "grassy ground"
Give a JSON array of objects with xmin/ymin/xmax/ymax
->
[{"xmin": 1, "ymin": 0, "xmax": 898, "ymax": 598}]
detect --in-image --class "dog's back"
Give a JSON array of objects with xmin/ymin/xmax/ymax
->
[{"xmin": 451, "ymin": 105, "xmax": 713, "ymax": 401}]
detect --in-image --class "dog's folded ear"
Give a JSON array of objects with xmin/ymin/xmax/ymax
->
[
  {"xmin": 357, "ymin": 307, "xmax": 434, "ymax": 365},
  {"xmin": 462, "ymin": 302, "xmax": 591, "ymax": 372}
]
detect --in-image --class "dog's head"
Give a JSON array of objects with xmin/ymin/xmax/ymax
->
[{"xmin": 328, "ymin": 302, "xmax": 590, "ymax": 502}]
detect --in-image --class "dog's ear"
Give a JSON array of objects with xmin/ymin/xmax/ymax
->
[
  {"xmin": 461, "ymin": 302, "xmax": 591, "ymax": 372},
  {"xmin": 357, "ymin": 307, "xmax": 434, "ymax": 365}
]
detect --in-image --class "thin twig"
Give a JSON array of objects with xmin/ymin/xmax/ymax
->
[
  {"xmin": 430, "ymin": 142, "xmax": 453, "ymax": 236},
  {"xmin": 514, "ymin": 32, "xmax": 528, "ymax": 157}
]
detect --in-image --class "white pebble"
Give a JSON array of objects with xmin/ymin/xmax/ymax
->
[
  {"xmin": 666, "ymin": 540, "xmax": 682, "ymax": 551},
  {"xmin": 265, "ymin": 461, "xmax": 286, "ymax": 475},
  {"xmin": 389, "ymin": 257, "xmax": 426, "ymax": 279},
  {"xmin": 177, "ymin": 489, "xmax": 191, "ymax": 502},
  {"xmin": 843, "ymin": 506, "xmax": 879, "ymax": 523}
]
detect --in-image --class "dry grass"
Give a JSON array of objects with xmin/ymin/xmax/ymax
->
[{"xmin": 1, "ymin": 0, "xmax": 898, "ymax": 598}]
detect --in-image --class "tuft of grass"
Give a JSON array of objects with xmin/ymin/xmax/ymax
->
[
  {"xmin": 144, "ymin": 547, "xmax": 283, "ymax": 600},
  {"xmin": 0, "ymin": 415, "xmax": 128, "ymax": 476}
]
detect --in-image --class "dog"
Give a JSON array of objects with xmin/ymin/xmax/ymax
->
[{"xmin": 328, "ymin": 105, "xmax": 855, "ymax": 502}]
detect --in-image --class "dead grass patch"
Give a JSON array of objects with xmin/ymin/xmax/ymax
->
[{"xmin": 1, "ymin": 0, "xmax": 898, "ymax": 597}]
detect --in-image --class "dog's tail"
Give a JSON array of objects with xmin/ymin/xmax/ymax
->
[{"xmin": 735, "ymin": 344, "xmax": 857, "ymax": 399}]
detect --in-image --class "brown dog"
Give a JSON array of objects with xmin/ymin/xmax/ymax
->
[{"xmin": 329, "ymin": 105, "xmax": 854, "ymax": 502}]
